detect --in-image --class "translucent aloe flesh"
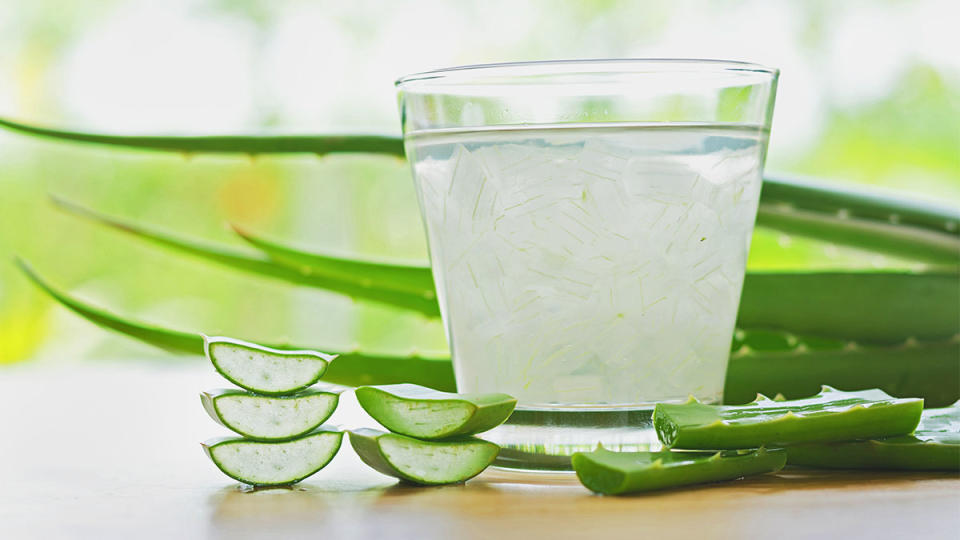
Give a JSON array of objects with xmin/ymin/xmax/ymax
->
[
  {"xmin": 205, "ymin": 336, "xmax": 335, "ymax": 395},
  {"xmin": 654, "ymin": 386, "xmax": 924, "ymax": 449},
  {"xmin": 572, "ymin": 447, "xmax": 786, "ymax": 495},
  {"xmin": 355, "ymin": 384, "xmax": 516, "ymax": 439},
  {"xmin": 202, "ymin": 428, "xmax": 343, "ymax": 486},
  {"xmin": 786, "ymin": 401, "xmax": 960, "ymax": 471},
  {"xmin": 348, "ymin": 428, "xmax": 499, "ymax": 485},
  {"xmin": 15, "ymin": 258, "xmax": 959, "ymax": 404},
  {"xmin": 201, "ymin": 386, "xmax": 342, "ymax": 441}
]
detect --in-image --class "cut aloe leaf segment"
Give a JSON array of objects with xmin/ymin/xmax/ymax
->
[
  {"xmin": 201, "ymin": 385, "xmax": 344, "ymax": 441},
  {"xmin": 654, "ymin": 386, "xmax": 924, "ymax": 449},
  {"xmin": 204, "ymin": 335, "xmax": 335, "ymax": 395},
  {"xmin": 355, "ymin": 384, "xmax": 517, "ymax": 440},
  {"xmin": 572, "ymin": 446, "xmax": 786, "ymax": 495},
  {"xmin": 786, "ymin": 401, "xmax": 960, "ymax": 471},
  {"xmin": 348, "ymin": 428, "xmax": 499, "ymax": 485},
  {"xmin": 202, "ymin": 428, "xmax": 343, "ymax": 487}
]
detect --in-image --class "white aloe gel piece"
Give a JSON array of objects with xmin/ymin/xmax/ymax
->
[
  {"xmin": 201, "ymin": 385, "xmax": 343, "ymax": 441},
  {"xmin": 204, "ymin": 336, "xmax": 336, "ymax": 395},
  {"xmin": 349, "ymin": 428, "xmax": 499, "ymax": 485},
  {"xmin": 202, "ymin": 428, "xmax": 343, "ymax": 486}
]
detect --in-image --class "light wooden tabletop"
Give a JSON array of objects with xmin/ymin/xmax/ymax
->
[{"xmin": 1, "ymin": 361, "xmax": 957, "ymax": 539}]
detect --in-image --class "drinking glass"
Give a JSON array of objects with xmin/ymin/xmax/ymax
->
[{"xmin": 397, "ymin": 59, "xmax": 778, "ymax": 470}]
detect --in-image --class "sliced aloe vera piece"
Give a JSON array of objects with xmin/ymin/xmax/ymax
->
[
  {"xmin": 201, "ymin": 385, "xmax": 343, "ymax": 441},
  {"xmin": 572, "ymin": 446, "xmax": 786, "ymax": 495},
  {"xmin": 786, "ymin": 402, "xmax": 960, "ymax": 471},
  {"xmin": 654, "ymin": 386, "xmax": 924, "ymax": 449},
  {"xmin": 205, "ymin": 336, "xmax": 334, "ymax": 395},
  {"xmin": 355, "ymin": 384, "xmax": 516, "ymax": 440},
  {"xmin": 348, "ymin": 428, "xmax": 499, "ymax": 485},
  {"xmin": 202, "ymin": 428, "xmax": 343, "ymax": 486}
]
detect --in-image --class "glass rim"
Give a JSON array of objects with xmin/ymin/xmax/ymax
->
[{"xmin": 395, "ymin": 58, "xmax": 779, "ymax": 87}]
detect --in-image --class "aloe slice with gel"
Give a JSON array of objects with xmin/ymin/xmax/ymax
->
[
  {"xmin": 348, "ymin": 428, "xmax": 499, "ymax": 485},
  {"xmin": 204, "ymin": 336, "xmax": 335, "ymax": 395},
  {"xmin": 202, "ymin": 428, "xmax": 343, "ymax": 486},
  {"xmin": 201, "ymin": 386, "xmax": 343, "ymax": 441},
  {"xmin": 355, "ymin": 384, "xmax": 516, "ymax": 439}
]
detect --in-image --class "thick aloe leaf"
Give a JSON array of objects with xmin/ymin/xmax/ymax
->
[
  {"xmin": 202, "ymin": 428, "xmax": 343, "ymax": 487},
  {"xmin": 51, "ymin": 196, "xmax": 440, "ymax": 317},
  {"xmin": 785, "ymin": 402, "xmax": 960, "ymax": 471},
  {"xmin": 201, "ymin": 386, "xmax": 342, "ymax": 441},
  {"xmin": 355, "ymin": 384, "xmax": 516, "ymax": 439},
  {"xmin": 16, "ymin": 259, "xmax": 959, "ymax": 404},
  {"xmin": 654, "ymin": 386, "xmax": 924, "ymax": 450},
  {"xmin": 15, "ymin": 258, "xmax": 456, "ymax": 390},
  {"xmin": 572, "ymin": 446, "xmax": 786, "ymax": 495},
  {"xmin": 205, "ymin": 335, "xmax": 335, "ymax": 395},
  {"xmin": 0, "ymin": 116, "xmax": 404, "ymax": 156},
  {"xmin": 348, "ymin": 428, "xmax": 499, "ymax": 485},
  {"xmin": 232, "ymin": 224, "xmax": 435, "ymax": 299}
]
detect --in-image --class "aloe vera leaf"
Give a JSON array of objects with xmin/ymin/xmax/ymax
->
[
  {"xmin": 738, "ymin": 272, "xmax": 959, "ymax": 344},
  {"xmin": 231, "ymin": 224, "xmax": 436, "ymax": 299},
  {"xmin": 201, "ymin": 386, "xmax": 343, "ymax": 441},
  {"xmin": 15, "ymin": 259, "xmax": 457, "ymax": 391},
  {"xmin": 348, "ymin": 428, "xmax": 499, "ymax": 485},
  {"xmin": 0, "ymin": 116, "xmax": 405, "ymax": 156},
  {"xmin": 572, "ymin": 446, "xmax": 786, "ymax": 495},
  {"xmin": 205, "ymin": 335, "xmax": 334, "ymax": 395},
  {"xmin": 51, "ymin": 196, "xmax": 441, "ymax": 317},
  {"xmin": 785, "ymin": 402, "xmax": 960, "ymax": 471},
  {"xmin": 724, "ymin": 339, "xmax": 959, "ymax": 407},
  {"xmin": 355, "ymin": 384, "xmax": 516, "ymax": 439},
  {"xmin": 202, "ymin": 428, "xmax": 343, "ymax": 486},
  {"xmin": 654, "ymin": 386, "xmax": 924, "ymax": 450}
]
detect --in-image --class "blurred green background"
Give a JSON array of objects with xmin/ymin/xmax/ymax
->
[{"xmin": 1, "ymin": 0, "xmax": 957, "ymax": 365}]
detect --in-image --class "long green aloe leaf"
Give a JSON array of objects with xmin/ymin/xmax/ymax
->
[
  {"xmin": 654, "ymin": 386, "xmax": 924, "ymax": 449},
  {"xmin": 785, "ymin": 401, "xmax": 960, "ymax": 471},
  {"xmin": 17, "ymin": 258, "xmax": 959, "ymax": 405},
  {"xmin": 572, "ymin": 446, "xmax": 786, "ymax": 495},
  {"xmin": 14, "ymin": 258, "xmax": 454, "ymax": 390},
  {"xmin": 50, "ymin": 196, "xmax": 440, "ymax": 317}
]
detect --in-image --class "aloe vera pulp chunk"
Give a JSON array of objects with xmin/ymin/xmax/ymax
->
[
  {"xmin": 786, "ymin": 402, "xmax": 960, "ymax": 471},
  {"xmin": 654, "ymin": 386, "xmax": 924, "ymax": 449},
  {"xmin": 572, "ymin": 447, "xmax": 786, "ymax": 495},
  {"xmin": 355, "ymin": 384, "xmax": 517, "ymax": 439},
  {"xmin": 205, "ymin": 336, "xmax": 335, "ymax": 395},
  {"xmin": 202, "ymin": 428, "xmax": 343, "ymax": 486},
  {"xmin": 201, "ymin": 385, "xmax": 343, "ymax": 441},
  {"xmin": 348, "ymin": 428, "xmax": 499, "ymax": 485}
]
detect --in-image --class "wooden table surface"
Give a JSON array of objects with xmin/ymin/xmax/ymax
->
[{"xmin": 1, "ymin": 361, "xmax": 957, "ymax": 539}]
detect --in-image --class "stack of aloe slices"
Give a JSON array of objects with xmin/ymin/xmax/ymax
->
[
  {"xmin": 573, "ymin": 386, "xmax": 959, "ymax": 496},
  {"xmin": 200, "ymin": 336, "xmax": 345, "ymax": 487},
  {"xmin": 350, "ymin": 384, "xmax": 516, "ymax": 485}
]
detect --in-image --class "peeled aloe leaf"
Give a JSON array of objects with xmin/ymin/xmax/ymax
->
[
  {"xmin": 51, "ymin": 196, "xmax": 440, "ymax": 317},
  {"xmin": 348, "ymin": 428, "xmax": 499, "ymax": 485},
  {"xmin": 201, "ymin": 386, "xmax": 343, "ymax": 441},
  {"xmin": 205, "ymin": 335, "xmax": 334, "ymax": 395},
  {"xmin": 355, "ymin": 384, "xmax": 516, "ymax": 439},
  {"xmin": 202, "ymin": 428, "xmax": 343, "ymax": 487},
  {"xmin": 786, "ymin": 402, "xmax": 960, "ymax": 471},
  {"xmin": 654, "ymin": 386, "xmax": 924, "ymax": 449},
  {"xmin": 572, "ymin": 446, "xmax": 786, "ymax": 495}
]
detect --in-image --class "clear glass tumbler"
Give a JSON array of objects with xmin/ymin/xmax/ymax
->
[{"xmin": 397, "ymin": 59, "xmax": 778, "ymax": 470}]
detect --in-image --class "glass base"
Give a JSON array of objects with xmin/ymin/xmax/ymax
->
[{"xmin": 481, "ymin": 406, "xmax": 662, "ymax": 472}]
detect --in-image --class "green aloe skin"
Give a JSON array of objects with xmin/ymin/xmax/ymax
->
[
  {"xmin": 786, "ymin": 401, "xmax": 960, "ymax": 471},
  {"xmin": 201, "ymin": 386, "xmax": 343, "ymax": 441},
  {"xmin": 572, "ymin": 447, "xmax": 787, "ymax": 495},
  {"xmin": 348, "ymin": 428, "xmax": 500, "ymax": 485},
  {"xmin": 654, "ymin": 386, "xmax": 924, "ymax": 449},
  {"xmin": 202, "ymin": 428, "xmax": 344, "ymax": 487},
  {"xmin": 355, "ymin": 384, "xmax": 517, "ymax": 440},
  {"xmin": 204, "ymin": 335, "xmax": 335, "ymax": 395}
]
